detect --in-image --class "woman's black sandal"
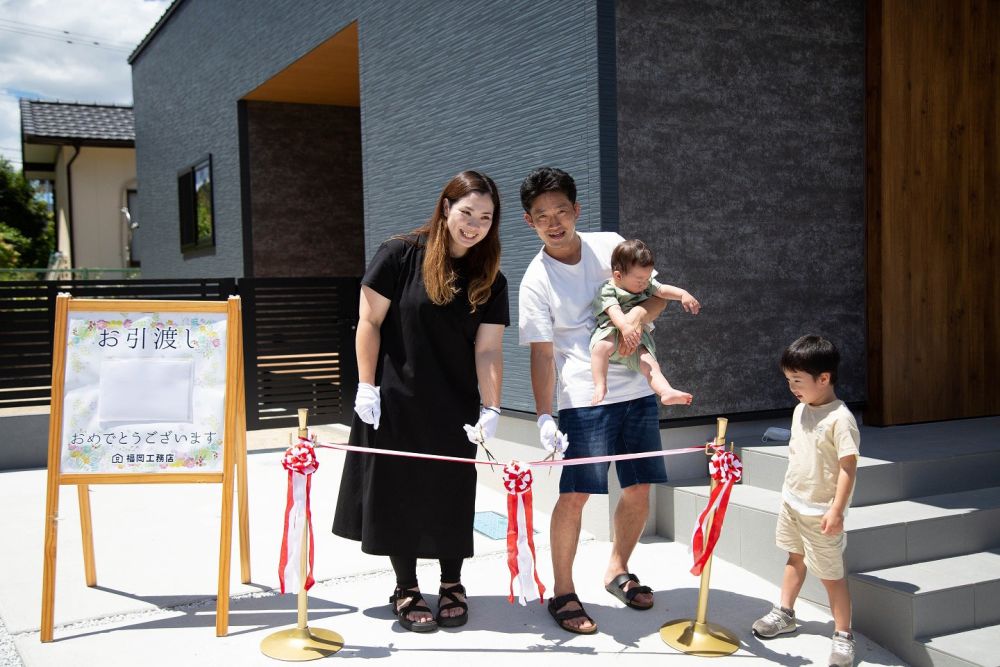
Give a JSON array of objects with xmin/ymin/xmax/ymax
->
[
  {"xmin": 389, "ymin": 587, "xmax": 437, "ymax": 632},
  {"xmin": 547, "ymin": 592, "xmax": 598, "ymax": 634},
  {"xmin": 436, "ymin": 583, "xmax": 469, "ymax": 628}
]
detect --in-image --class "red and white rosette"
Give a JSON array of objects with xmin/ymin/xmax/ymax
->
[
  {"xmin": 503, "ymin": 461, "xmax": 546, "ymax": 605},
  {"xmin": 690, "ymin": 447, "xmax": 743, "ymax": 576},
  {"xmin": 278, "ymin": 436, "xmax": 319, "ymax": 594}
]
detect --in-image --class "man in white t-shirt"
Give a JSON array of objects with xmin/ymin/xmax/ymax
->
[{"xmin": 518, "ymin": 167, "xmax": 684, "ymax": 634}]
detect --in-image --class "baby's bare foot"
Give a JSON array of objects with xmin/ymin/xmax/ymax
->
[{"xmin": 660, "ymin": 389, "xmax": 693, "ymax": 406}]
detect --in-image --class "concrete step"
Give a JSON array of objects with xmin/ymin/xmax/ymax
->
[
  {"xmin": 916, "ymin": 623, "xmax": 1000, "ymax": 667},
  {"xmin": 657, "ymin": 416, "xmax": 1000, "ymax": 667},
  {"xmin": 656, "ymin": 482, "xmax": 1000, "ymax": 606},
  {"xmin": 736, "ymin": 442, "xmax": 1000, "ymax": 507},
  {"xmin": 851, "ymin": 551, "xmax": 1000, "ymax": 657}
]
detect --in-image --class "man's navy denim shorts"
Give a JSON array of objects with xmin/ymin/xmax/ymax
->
[{"xmin": 557, "ymin": 394, "xmax": 667, "ymax": 494}]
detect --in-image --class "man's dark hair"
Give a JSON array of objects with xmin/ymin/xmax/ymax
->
[
  {"xmin": 781, "ymin": 335, "xmax": 840, "ymax": 385},
  {"xmin": 520, "ymin": 166, "xmax": 577, "ymax": 212}
]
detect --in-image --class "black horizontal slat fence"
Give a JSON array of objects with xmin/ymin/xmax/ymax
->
[
  {"xmin": 0, "ymin": 277, "xmax": 359, "ymax": 431},
  {"xmin": 240, "ymin": 277, "xmax": 359, "ymax": 431},
  {"xmin": 0, "ymin": 279, "xmax": 235, "ymax": 410}
]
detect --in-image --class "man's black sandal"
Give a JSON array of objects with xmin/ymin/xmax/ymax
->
[
  {"xmin": 436, "ymin": 583, "xmax": 469, "ymax": 628},
  {"xmin": 547, "ymin": 592, "xmax": 598, "ymax": 634},
  {"xmin": 605, "ymin": 572, "xmax": 654, "ymax": 610},
  {"xmin": 389, "ymin": 587, "xmax": 437, "ymax": 632}
]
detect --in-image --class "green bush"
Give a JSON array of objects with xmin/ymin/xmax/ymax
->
[{"xmin": 0, "ymin": 156, "xmax": 54, "ymax": 268}]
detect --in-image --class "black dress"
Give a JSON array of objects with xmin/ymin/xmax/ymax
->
[{"xmin": 332, "ymin": 236, "xmax": 509, "ymax": 558}]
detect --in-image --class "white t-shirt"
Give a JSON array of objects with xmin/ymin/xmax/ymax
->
[
  {"xmin": 781, "ymin": 400, "xmax": 861, "ymax": 515},
  {"xmin": 519, "ymin": 232, "xmax": 654, "ymax": 410}
]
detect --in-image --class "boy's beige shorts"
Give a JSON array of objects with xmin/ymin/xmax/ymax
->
[{"xmin": 775, "ymin": 501, "xmax": 846, "ymax": 580}]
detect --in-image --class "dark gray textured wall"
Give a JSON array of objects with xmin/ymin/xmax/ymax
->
[
  {"xmin": 246, "ymin": 102, "xmax": 364, "ymax": 277},
  {"xmin": 615, "ymin": 0, "xmax": 866, "ymax": 418}
]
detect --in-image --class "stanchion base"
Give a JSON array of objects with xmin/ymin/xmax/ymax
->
[
  {"xmin": 660, "ymin": 618, "xmax": 740, "ymax": 657},
  {"xmin": 260, "ymin": 626, "xmax": 344, "ymax": 661}
]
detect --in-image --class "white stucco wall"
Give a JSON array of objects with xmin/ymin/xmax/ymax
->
[{"xmin": 55, "ymin": 145, "xmax": 136, "ymax": 269}]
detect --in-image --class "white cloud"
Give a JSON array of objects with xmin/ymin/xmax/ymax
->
[{"xmin": 0, "ymin": 0, "xmax": 170, "ymax": 168}]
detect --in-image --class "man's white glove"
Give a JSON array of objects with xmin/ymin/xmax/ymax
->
[
  {"xmin": 354, "ymin": 382, "xmax": 381, "ymax": 430},
  {"xmin": 537, "ymin": 414, "xmax": 569, "ymax": 454},
  {"xmin": 464, "ymin": 407, "xmax": 500, "ymax": 445}
]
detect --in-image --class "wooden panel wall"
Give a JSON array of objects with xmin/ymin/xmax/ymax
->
[{"xmin": 866, "ymin": 0, "xmax": 999, "ymax": 425}]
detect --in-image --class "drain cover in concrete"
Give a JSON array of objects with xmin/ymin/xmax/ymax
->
[{"xmin": 473, "ymin": 511, "xmax": 508, "ymax": 540}]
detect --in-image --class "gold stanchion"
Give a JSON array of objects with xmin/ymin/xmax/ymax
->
[
  {"xmin": 660, "ymin": 417, "xmax": 740, "ymax": 656},
  {"xmin": 261, "ymin": 409, "xmax": 343, "ymax": 661}
]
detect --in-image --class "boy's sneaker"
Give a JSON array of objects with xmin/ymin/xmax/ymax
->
[
  {"xmin": 751, "ymin": 606, "xmax": 796, "ymax": 638},
  {"xmin": 829, "ymin": 631, "xmax": 855, "ymax": 667}
]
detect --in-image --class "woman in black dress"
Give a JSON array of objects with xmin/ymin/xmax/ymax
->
[{"xmin": 333, "ymin": 170, "xmax": 508, "ymax": 632}]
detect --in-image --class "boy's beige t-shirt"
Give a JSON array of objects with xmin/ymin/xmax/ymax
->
[{"xmin": 781, "ymin": 399, "xmax": 860, "ymax": 516}]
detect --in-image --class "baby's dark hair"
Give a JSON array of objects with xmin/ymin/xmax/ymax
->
[
  {"xmin": 781, "ymin": 335, "xmax": 840, "ymax": 385},
  {"xmin": 611, "ymin": 239, "xmax": 655, "ymax": 273}
]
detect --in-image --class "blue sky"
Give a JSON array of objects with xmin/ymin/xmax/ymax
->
[{"xmin": 0, "ymin": 0, "xmax": 170, "ymax": 169}]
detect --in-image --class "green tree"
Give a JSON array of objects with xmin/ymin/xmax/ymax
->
[
  {"xmin": 0, "ymin": 157, "xmax": 54, "ymax": 267},
  {"xmin": 0, "ymin": 222, "xmax": 26, "ymax": 268}
]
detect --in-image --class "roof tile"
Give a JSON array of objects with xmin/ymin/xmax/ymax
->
[{"xmin": 20, "ymin": 99, "xmax": 134, "ymax": 144}]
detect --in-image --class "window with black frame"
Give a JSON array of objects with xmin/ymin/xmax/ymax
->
[{"xmin": 178, "ymin": 156, "xmax": 214, "ymax": 252}]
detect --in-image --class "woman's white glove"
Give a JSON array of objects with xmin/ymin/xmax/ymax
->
[
  {"xmin": 464, "ymin": 407, "xmax": 500, "ymax": 445},
  {"xmin": 537, "ymin": 414, "xmax": 569, "ymax": 454},
  {"xmin": 354, "ymin": 382, "xmax": 381, "ymax": 429}
]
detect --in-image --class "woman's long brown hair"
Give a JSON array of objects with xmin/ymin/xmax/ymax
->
[{"xmin": 408, "ymin": 170, "xmax": 501, "ymax": 311}]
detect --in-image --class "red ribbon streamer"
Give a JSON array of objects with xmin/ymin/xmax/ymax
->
[
  {"xmin": 503, "ymin": 462, "xmax": 546, "ymax": 604},
  {"xmin": 690, "ymin": 448, "xmax": 743, "ymax": 576},
  {"xmin": 278, "ymin": 438, "xmax": 319, "ymax": 594}
]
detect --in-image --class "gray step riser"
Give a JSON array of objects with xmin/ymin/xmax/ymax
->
[
  {"xmin": 921, "ymin": 632, "xmax": 1000, "ymax": 667},
  {"xmin": 918, "ymin": 649, "xmax": 985, "ymax": 667},
  {"xmin": 658, "ymin": 486, "xmax": 1000, "ymax": 577},
  {"xmin": 657, "ymin": 488, "xmax": 828, "ymax": 606},
  {"xmin": 738, "ymin": 448, "xmax": 1000, "ymax": 507},
  {"xmin": 851, "ymin": 580, "xmax": 993, "ymax": 667},
  {"xmin": 850, "ymin": 574, "xmax": 1000, "ymax": 640}
]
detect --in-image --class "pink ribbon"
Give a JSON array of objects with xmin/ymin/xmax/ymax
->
[
  {"xmin": 312, "ymin": 440, "xmax": 706, "ymax": 467},
  {"xmin": 281, "ymin": 436, "xmax": 740, "ymax": 597}
]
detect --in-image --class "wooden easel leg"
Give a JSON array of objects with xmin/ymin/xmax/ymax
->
[
  {"xmin": 237, "ymin": 361, "xmax": 251, "ymax": 584},
  {"xmin": 77, "ymin": 484, "xmax": 97, "ymax": 587},
  {"xmin": 216, "ymin": 472, "xmax": 234, "ymax": 636},
  {"xmin": 40, "ymin": 482, "xmax": 60, "ymax": 642},
  {"xmin": 41, "ymin": 293, "xmax": 71, "ymax": 643},
  {"xmin": 216, "ymin": 297, "xmax": 240, "ymax": 637}
]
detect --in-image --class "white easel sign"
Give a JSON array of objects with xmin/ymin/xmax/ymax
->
[{"xmin": 60, "ymin": 311, "xmax": 228, "ymax": 474}]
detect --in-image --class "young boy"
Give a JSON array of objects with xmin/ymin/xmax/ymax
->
[
  {"xmin": 589, "ymin": 239, "xmax": 700, "ymax": 406},
  {"xmin": 752, "ymin": 335, "xmax": 860, "ymax": 667}
]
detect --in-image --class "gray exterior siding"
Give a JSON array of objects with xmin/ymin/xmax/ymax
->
[
  {"xmin": 357, "ymin": 0, "xmax": 606, "ymax": 414},
  {"xmin": 615, "ymin": 0, "xmax": 866, "ymax": 418},
  {"xmin": 131, "ymin": 0, "xmax": 360, "ymax": 279},
  {"xmin": 132, "ymin": 0, "xmax": 866, "ymax": 419},
  {"xmin": 132, "ymin": 0, "xmax": 608, "ymax": 414}
]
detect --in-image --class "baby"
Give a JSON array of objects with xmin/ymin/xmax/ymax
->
[{"xmin": 590, "ymin": 239, "xmax": 700, "ymax": 406}]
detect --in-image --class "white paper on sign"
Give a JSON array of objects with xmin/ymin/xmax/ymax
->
[{"xmin": 98, "ymin": 358, "xmax": 194, "ymax": 424}]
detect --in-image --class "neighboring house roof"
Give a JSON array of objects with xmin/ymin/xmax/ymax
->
[
  {"xmin": 20, "ymin": 99, "xmax": 135, "ymax": 147},
  {"xmin": 128, "ymin": 0, "xmax": 186, "ymax": 65}
]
